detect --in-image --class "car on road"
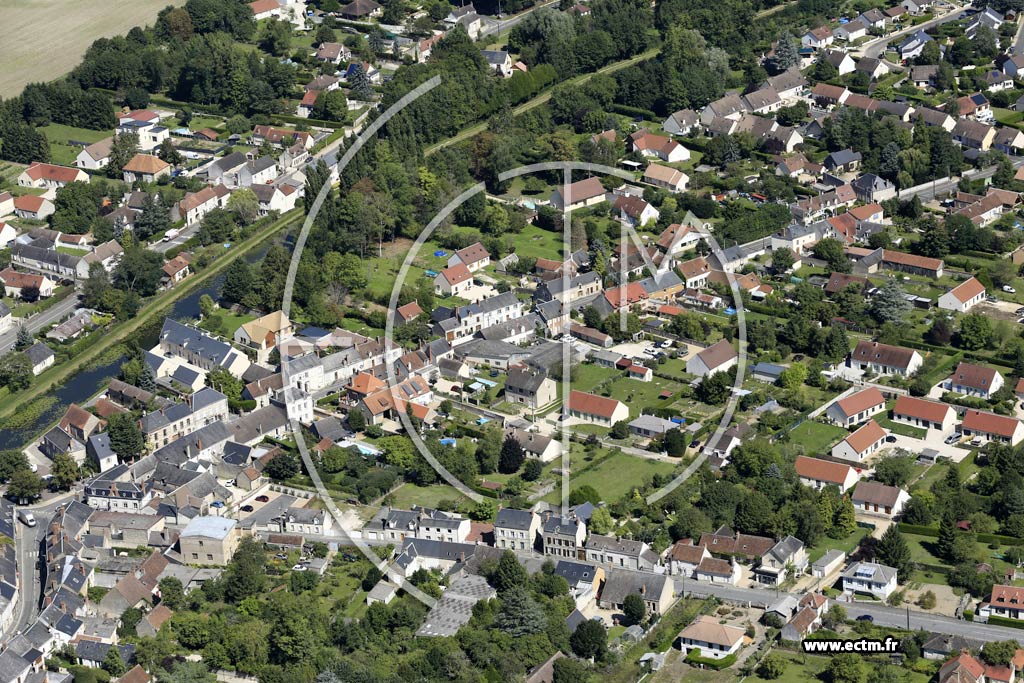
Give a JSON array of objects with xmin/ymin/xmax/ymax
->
[
  {"xmin": 855, "ymin": 614, "xmax": 873, "ymax": 622},
  {"xmin": 17, "ymin": 510, "xmax": 35, "ymax": 527},
  {"xmin": 1004, "ymin": 285, "xmax": 1017, "ymax": 293},
  {"xmin": 256, "ymin": 495, "xmax": 270, "ymax": 502},
  {"xmin": 240, "ymin": 505, "xmax": 254, "ymax": 512}
]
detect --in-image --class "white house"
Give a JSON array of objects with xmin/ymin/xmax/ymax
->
[
  {"xmin": 666, "ymin": 542, "xmax": 711, "ymax": 577},
  {"xmin": 849, "ymin": 340, "xmax": 923, "ymax": 376},
  {"xmin": 831, "ymin": 419, "xmax": 888, "ymax": 462},
  {"xmin": 794, "ymin": 456, "xmax": 860, "ymax": 493},
  {"xmin": 434, "ymin": 263, "xmax": 473, "ymax": 297},
  {"xmin": 802, "ymin": 27, "xmax": 834, "ymax": 49},
  {"xmin": 76, "ymin": 138, "xmax": 113, "ymax": 170},
  {"xmin": 565, "ymin": 390, "xmax": 629, "ymax": 426},
  {"xmin": 842, "ymin": 562, "xmax": 898, "ymax": 600},
  {"xmin": 678, "ymin": 615, "xmax": 746, "ymax": 660},
  {"xmin": 937, "ymin": 277, "xmax": 986, "ymax": 313},
  {"xmin": 961, "ymin": 409, "xmax": 1024, "ymax": 446},
  {"xmin": 851, "ymin": 480, "xmax": 910, "ymax": 517},
  {"xmin": 891, "ymin": 396, "xmax": 956, "ymax": 434},
  {"xmin": 825, "ymin": 387, "xmax": 885, "ymax": 427},
  {"xmin": 686, "ymin": 340, "xmax": 738, "ymax": 378},
  {"xmin": 18, "ymin": 162, "xmax": 88, "ymax": 190},
  {"xmin": 945, "ymin": 362, "xmax": 1004, "ymax": 400},
  {"xmin": 447, "ymin": 242, "xmax": 490, "ymax": 272}
]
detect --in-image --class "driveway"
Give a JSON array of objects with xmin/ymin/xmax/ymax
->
[
  {"xmin": 235, "ymin": 493, "xmax": 296, "ymax": 530},
  {"xmin": 878, "ymin": 431, "xmax": 972, "ymax": 464}
]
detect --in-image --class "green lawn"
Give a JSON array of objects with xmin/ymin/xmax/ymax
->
[
  {"xmin": 542, "ymin": 450, "xmax": 678, "ymax": 504},
  {"xmin": 39, "ymin": 124, "xmax": 108, "ymax": 166},
  {"xmin": 807, "ymin": 527, "xmax": 869, "ymax": 563},
  {"xmin": 605, "ymin": 375, "xmax": 685, "ymax": 417},
  {"xmin": 388, "ymin": 483, "xmax": 466, "ymax": 509},
  {"xmin": 338, "ymin": 316, "xmax": 384, "ymax": 337},
  {"xmin": 876, "ymin": 415, "xmax": 926, "ymax": 439},
  {"xmin": 510, "ymin": 223, "xmax": 564, "ymax": 260},
  {"xmin": 788, "ymin": 421, "xmax": 849, "ymax": 454},
  {"xmin": 56, "ymin": 246, "xmax": 89, "ymax": 257},
  {"xmin": 199, "ymin": 310, "xmax": 256, "ymax": 338}
]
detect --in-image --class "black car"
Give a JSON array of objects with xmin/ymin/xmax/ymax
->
[
  {"xmin": 240, "ymin": 505, "xmax": 254, "ymax": 512},
  {"xmin": 855, "ymin": 614, "xmax": 874, "ymax": 622}
]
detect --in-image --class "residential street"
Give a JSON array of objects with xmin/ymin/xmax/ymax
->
[
  {"xmin": 0, "ymin": 288, "xmax": 80, "ymax": 356},
  {"xmin": 855, "ymin": 3, "xmax": 967, "ymax": 59},
  {"xmin": 10, "ymin": 493, "xmax": 76, "ymax": 638},
  {"xmin": 672, "ymin": 580, "xmax": 1014, "ymax": 643}
]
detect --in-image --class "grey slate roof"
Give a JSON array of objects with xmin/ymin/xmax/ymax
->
[{"xmin": 494, "ymin": 508, "xmax": 535, "ymax": 531}]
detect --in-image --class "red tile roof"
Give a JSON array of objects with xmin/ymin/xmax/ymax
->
[
  {"xmin": 963, "ymin": 409, "xmax": 1021, "ymax": 438},
  {"xmin": 946, "ymin": 277, "xmax": 986, "ymax": 304},
  {"xmin": 23, "ymin": 162, "xmax": 83, "ymax": 183},
  {"xmin": 835, "ymin": 387, "xmax": 884, "ymax": 418},
  {"xmin": 567, "ymin": 390, "xmax": 624, "ymax": 420},
  {"xmin": 438, "ymin": 263, "xmax": 472, "ymax": 286},
  {"xmin": 795, "ymin": 456, "xmax": 856, "ymax": 486},
  {"xmin": 843, "ymin": 419, "xmax": 887, "ymax": 453},
  {"xmin": 892, "ymin": 395, "xmax": 952, "ymax": 423}
]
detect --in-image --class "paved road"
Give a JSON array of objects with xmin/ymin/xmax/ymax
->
[
  {"xmin": 857, "ymin": 4, "xmax": 967, "ymax": 59},
  {"xmin": 0, "ymin": 289, "xmax": 80, "ymax": 356},
  {"xmin": 478, "ymin": 0, "xmax": 558, "ymax": 39},
  {"xmin": 152, "ymin": 226, "xmax": 199, "ymax": 255},
  {"xmin": 672, "ymin": 579, "xmax": 1015, "ymax": 643},
  {"xmin": 10, "ymin": 494, "xmax": 75, "ymax": 638},
  {"xmin": 1013, "ymin": 15, "xmax": 1024, "ymax": 55}
]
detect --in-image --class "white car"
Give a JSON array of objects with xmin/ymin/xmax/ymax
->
[
  {"xmin": 29, "ymin": 463, "xmax": 38, "ymax": 473},
  {"xmin": 1004, "ymin": 285, "xmax": 1017, "ymax": 293},
  {"xmin": 291, "ymin": 564, "xmax": 307, "ymax": 571}
]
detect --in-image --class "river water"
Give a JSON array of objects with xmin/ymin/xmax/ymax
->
[{"xmin": 0, "ymin": 244, "xmax": 274, "ymax": 452}]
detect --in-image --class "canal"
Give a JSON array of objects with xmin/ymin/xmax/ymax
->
[{"xmin": 0, "ymin": 245, "xmax": 274, "ymax": 452}]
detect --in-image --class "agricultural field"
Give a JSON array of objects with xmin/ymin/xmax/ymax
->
[{"xmin": 0, "ymin": 0, "xmax": 181, "ymax": 97}]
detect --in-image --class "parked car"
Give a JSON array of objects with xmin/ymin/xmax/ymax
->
[
  {"xmin": 1015, "ymin": 306, "xmax": 1024, "ymax": 316},
  {"xmin": 291, "ymin": 564, "xmax": 307, "ymax": 571},
  {"xmin": 211, "ymin": 501, "xmax": 225, "ymax": 508},
  {"xmin": 885, "ymin": 435, "xmax": 897, "ymax": 443},
  {"xmin": 856, "ymin": 614, "xmax": 874, "ymax": 622},
  {"xmin": 240, "ymin": 505, "xmax": 254, "ymax": 512},
  {"xmin": 1004, "ymin": 285, "xmax": 1017, "ymax": 293},
  {"xmin": 256, "ymin": 495, "xmax": 270, "ymax": 502},
  {"xmin": 944, "ymin": 434, "xmax": 960, "ymax": 445}
]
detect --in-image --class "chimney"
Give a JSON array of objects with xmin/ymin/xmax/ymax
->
[{"xmin": 640, "ymin": 585, "xmax": 647, "ymax": 595}]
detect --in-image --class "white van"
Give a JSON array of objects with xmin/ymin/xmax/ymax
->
[{"xmin": 18, "ymin": 510, "xmax": 36, "ymax": 527}]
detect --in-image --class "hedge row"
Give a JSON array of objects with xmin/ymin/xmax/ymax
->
[
  {"xmin": 981, "ymin": 614, "xmax": 1024, "ymax": 630},
  {"xmin": 683, "ymin": 651, "xmax": 737, "ymax": 670}
]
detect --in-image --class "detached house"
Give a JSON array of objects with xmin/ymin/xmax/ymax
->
[
  {"xmin": 686, "ymin": 340, "xmax": 738, "ymax": 378},
  {"xmin": 643, "ymin": 164, "xmax": 689, "ymax": 193},
  {"xmin": 795, "ymin": 456, "xmax": 860, "ymax": 493},
  {"xmin": 961, "ymin": 409, "xmax": 1024, "ymax": 446},
  {"xmin": 938, "ymin": 277, "xmax": 986, "ymax": 313},
  {"xmin": 831, "ymin": 419, "xmax": 888, "ymax": 462},
  {"xmin": 599, "ymin": 569, "xmax": 673, "ymax": 615},
  {"xmin": 628, "ymin": 130, "xmax": 690, "ymax": 163},
  {"xmin": 849, "ymin": 340, "xmax": 923, "ymax": 376},
  {"xmin": 434, "ymin": 263, "xmax": 473, "ymax": 297},
  {"xmin": 448, "ymin": 242, "xmax": 490, "ymax": 273},
  {"xmin": 851, "ymin": 480, "xmax": 910, "ymax": 517},
  {"xmin": 892, "ymin": 396, "xmax": 956, "ymax": 434},
  {"xmin": 504, "ymin": 367, "xmax": 556, "ymax": 410},
  {"xmin": 678, "ymin": 616, "xmax": 746, "ymax": 660},
  {"xmin": 18, "ymin": 162, "xmax": 88, "ymax": 190},
  {"xmin": 550, "ymin": 177, "xmax": 606, "ymax": 212},
  {"xmin": 979, "ymin": 585, "xmax": 1024, "ymax": 622},
  {"xmin": 945, "ymin": 362, "xmax": 1003, "ymax": 400},
  {"xmin": 826, "ymin": 387, "xmax": 885, "ymax": 427},
  {"xmin": 842, "ymin": 561, "xmax": 898, "ymax": 599},
  {"xmin": 566, "ymin": 390, "xmax": 629, "ymax": 426},
  {"xmin": 122, "ymin": 154, "xmax": 171, "ymax": 184}
]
